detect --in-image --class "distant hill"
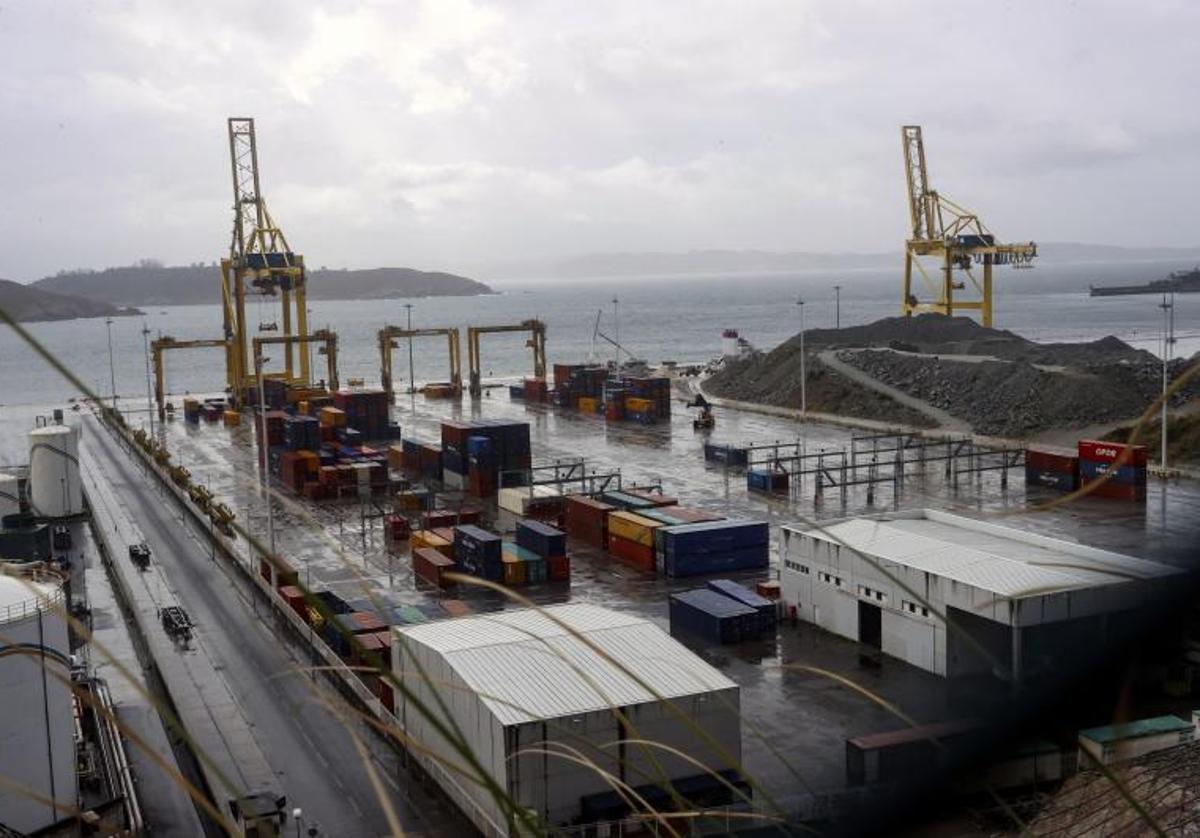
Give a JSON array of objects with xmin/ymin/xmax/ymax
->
[
  {"xmin": 0, "ymin": 278, "xmax": 141, "ymax": 322},
  {"xmin": 536, "ymin": 243, "xmax": 1200, "ymax": 280},
  {"xmin": 31, "ymin": 263, "xmax": 493, "ymax": 307}
]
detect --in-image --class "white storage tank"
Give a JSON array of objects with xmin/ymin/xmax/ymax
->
[
  {"xmin": 0, "ymin": 471, "xmax": 20, "ymax": 519},
  {"xmin": 0, "ymin": 572, "xmax": 75, "ymax": 833},
  {"xmin": 28, "ymin": 425, "xmax": 82, "ymax": 518}
]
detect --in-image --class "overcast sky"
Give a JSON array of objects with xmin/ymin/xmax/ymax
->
[{"xmin": 1, "ymin": 1, "xmax": 1197, "ymax": 281}]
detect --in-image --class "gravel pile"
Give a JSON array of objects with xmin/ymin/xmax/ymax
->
[{"xmin": 705, "ymin": 313, "xmax": 1198, "ymax": 438}]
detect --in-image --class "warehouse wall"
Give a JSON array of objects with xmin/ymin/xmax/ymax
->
[
  {"xmin": 511, "ymin": 709, "xmax": 621, "ymax": 827},
  {"xmin": 881, "ymin": 609, "xmax": 943, "ymax": 676}
]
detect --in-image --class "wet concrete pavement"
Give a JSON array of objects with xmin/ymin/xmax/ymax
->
[{"xmin": 145, "ymin": 386, "xmax": 1200, "ymax": 813}]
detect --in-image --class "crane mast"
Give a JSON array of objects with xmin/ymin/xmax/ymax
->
[
  {"xmin": 900, "ymin": 125, "xmax": 1036, "ymax": 327},
  {"xmin": 221, "ymin": 117, "xmax": 311, "ymax": 406}
]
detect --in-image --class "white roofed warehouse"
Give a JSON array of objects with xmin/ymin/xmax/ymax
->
[
  {"xmin": 391, "ymin": 603, "xmax": 744, "ymax": 836},
  {"xmin": 780, "ymin": 509, "xmax": 1180, "ymax": 682}
]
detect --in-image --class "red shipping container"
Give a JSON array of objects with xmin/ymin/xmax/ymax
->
[
  {"xmin": 413, "ymin": 547, "xmax": 457, "ymax": 588},
  {"xmin": 423, "ymin": 508, "xmax": 481, "ymax": 529},
  {"xmin": 278, "ymin": 585, "xmax": 307, "ymax": 615},
  {"xmin": 1078, "ymin": 439, "xmax": 1148, "ymax": 467},
  {"xmin": 385, "ymin": 514, "xmax": 410, "ymax": 541},
  {"xmin": 608, "ymin": 533, "xmax": 655, "ymax": 571},
  {"xmin": 546, "ymin": 554, "xmax": 570, "ymax": 582},
  {"xmin": 624, "ymin": 489, "xmax": 677, "ymax": 508},
  {"xmin": 351, "ymin": 630, "xmax": 392, "ymax": 668},
  {"xmin": 524, "ymin": 378, "xmax": 549, "ymax": 402},
  {"xmin": 345, "ymin": 611, "xmax": 388, "ymax": 634},
  {"xmin": 756, "ymin": 580, "xmax": 781, "ymax": 600},
  {"xmin": 440, "ymin": 420, "xmax": 474, "ymax": 451},
  {"xmin": 605, "ymin": 400, "xmax": 624, "ymax": 421},
  {"xmin": 666, "ymin": 506, "xmax": 726, "ymax": 524},
  {"xmin": 375, "ymin": 678, "xmax": 395, "ymax": 714},
  {"xmin": 1026, "ymin": 446, "xmax": 1079, "ymax": 473}
]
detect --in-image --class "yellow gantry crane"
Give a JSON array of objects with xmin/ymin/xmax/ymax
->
[
  {"xmin": 467, "ymin": 320, "xmax": 546, "ymax": 398},
  {"xmin": 152, "ymin": 335, "xmax": 230, "ymax": 419},
  {"xmin": 220, "ymin": 118, "xmax": 312, "ymax": 406},
  {"xmin": 901, "ymin": 125, "xmax": 1037, "ymax": 327},
  {"xmin": 378, "ymin": 326, "xmax": 462, "ymax": 401}
]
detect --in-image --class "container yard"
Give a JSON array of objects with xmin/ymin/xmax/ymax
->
[{"xmin": 1, "ymin": 33, "xmax": 1197, "ymax": 833}]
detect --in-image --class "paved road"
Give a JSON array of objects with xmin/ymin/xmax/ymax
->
[
  {"xmin": 84, "ymin": 417, "xmax": 446, "ymax": 837},
  {"xmin": 817, "ymin": 350, "xmax": 969, "ymax": 432}
]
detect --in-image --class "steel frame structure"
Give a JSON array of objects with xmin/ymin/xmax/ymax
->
[
  {"xmin": 466, "ymin": 320, "xmax": 547, "ymax": 397},
  {"xmin": 901, "ymin": 125, "xmax": 1037, "ymax": 327},
  {"xmin": 150, "ymin": 335, "xmax": 230, "ymax": 419},
  {"xmin": 220, "ymin": 117, "xmax": 310, "ymax": 407},
  {"xmin": 251, "ymin": 330, "xmax": 340, "ymax": 394},
  {"xmin": 378, "ymin": 326, "xmax": 462, "ymax": 400}
]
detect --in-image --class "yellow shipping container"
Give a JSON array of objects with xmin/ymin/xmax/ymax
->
[
  {"xmin": 502, "ymin": 553, "xmax": 525, "ymax": 586},
  {"xmin": 606, "ymin": 510, "xmax": 662, "ymax": 547},
  {"xmin": 298, "ymin": 400, "xmax": 309, "ymax": 415},
  {"xmin": 577, "ymin": 396, "xmax": 598, "ymax": 413},
  {"xmin": 625, "ymin": 397, "xmax": 654, "ymax": 412},
  {"xmin": 412, "ymin": 530, "xmax": 452, "ymax": 557},
  {"xmin": 222, "ymin": 410, "xmax": 241, "ymax": 427},
  {"xmin": 319, "ymin": 406, "xmax": 347, "ymax": 427}
]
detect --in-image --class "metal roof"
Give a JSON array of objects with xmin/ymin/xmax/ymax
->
[
  {"xmin": 788, "ymin": 509, "xmax": 1178, "ymax": 599},
  {"xmin": 1079, "ymin": 715, "xmax": 1195, "ymax": 744},
  {"xmin": 394, "ymin": 603, "xmax": 737, "ymax": 726}
]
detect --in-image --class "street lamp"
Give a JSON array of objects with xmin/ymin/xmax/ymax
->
[
  {"xmin": 612, "ymin": 295, "xmax": 620, "ymax": 368},
  {"xmin": 292, "ymin": 808, "xmax": 302, "ymax": 838},
  {"xmin": 105, "ymin": 317, "xmax": 118, "ymax": 413},
  {"xmin": 255, "ymin": 353, "xmax": 277, "ymax": 562},
  {"xmin": 1160, "ymin": 291, "xmax": 1175, "ymax": 470},
  {"xmin": 404, "ymin": 303, "xmax": 415, "ymax": 394},
  {"xmin": 797, "ymin": 297, "xmax": 807, "ymax": 417},
  {"xmin": 834, "ymin": 285, "xmax": 842, "ymax": 330},
  {"xmin": 141, "ymin": 323, "xmax": 155, "ymax": 436}
]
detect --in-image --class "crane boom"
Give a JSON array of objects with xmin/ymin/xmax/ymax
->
[{"xmin": 899, "ymin": 125, "xmax": 1036, "ymax": 327}]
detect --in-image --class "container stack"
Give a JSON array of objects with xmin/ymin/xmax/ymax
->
[
  {"xmin": 333, "ymin": 388, "xmax": 391, "ymax": 440},
  {"xmin": 453, "ymin": 525, "xmax": 503, "ymax": 581},
  {"xmin": 564, "ymin": 496, "xmax": 615, "ymax": 548},
  {"xmin": 606, "ymin": 511, "xmax": 663, "ymax": 571},
  {"xmin": 182, "ymin": 397, "xmax": 202, "ymax": 424},
  {"xmin": 440, "ymin": 419, "xmax": 532, "ymax": 497},
  {"xmin": 707, "ymin": 579, "xmax": 778, "ymax": 633},
  {"xmin": 1025, "ymin": 445, "xmax": 1080, "ymax": 492},
  {"xmin": 625, "ymin": 377, "xmax": 672, "ymax": 421},
  {"xmin": 747, "ymin": 467, "xmax": 789, "ymax": 494},
  {"xmin": 413, "ymin": 547, "xmax": 457, "ymax": 588},
  {"xmin": 656, "ymin": 519, "xmax": 770, "ymax": 577},
  {"xmin": 669, "ymin": 589, "xmax": 760, "ymax": 644},
  {"xmin": 516, "ymin": 519, "xmax": 570, "ymax": 582},
  {"xmin": 523, "ymin": 378, "xmax": 549, "ymax": 402},
  {"xmin": 283, "ymin": 415, "xmax": 321, "ymax": 451},
  {"xmin": 1078, "ymin": 439, "xmax": 1147, "ymax": 502}
]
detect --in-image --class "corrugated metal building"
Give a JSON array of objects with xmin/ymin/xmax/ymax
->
[
  {"xmin": 780, "ymin": 509, "xmax": 1180, "ymax": 681},
  {"xmin": 391, "ymin": 603, "xmax": 742, "ymax": 835}
]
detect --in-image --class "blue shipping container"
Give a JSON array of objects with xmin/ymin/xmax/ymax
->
[
  {"xmin": 516, "ymin": 519, "xmax": 567, "ymax": 558},
  {"xmin": 669, "ymin": 589, "xmax": 760, "ymax": 644},
  {"xmin": 660, "ymin": 520, "xmax": 769, "ymax": 556},
  {"xmin": 1080, "ymin": 460, "xmax": 1147, "ymax": 486},
  {"xmin": 707, "ymin": 579, "xmax": 777, "ymax": 631},
  {"xmin": 663, "ymin": 545, "xmax": 769, "ymax": 578}
]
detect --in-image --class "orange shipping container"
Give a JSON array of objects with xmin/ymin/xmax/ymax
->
[
  {"xmin": 388, "ymin": 445, "xmax": 404, "ymax": 471},
  {"xmin": 625, "ymin": 397, "xmax": 654, "ymax": 412},
  {"xmin": 608, "ymin": 534, "xmax": 655, "ymax": 571}
]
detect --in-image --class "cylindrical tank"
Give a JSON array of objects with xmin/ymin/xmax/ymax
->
[
  {"xmin": 28, "ymin": 425, "xmax": 82, "ymax": 518},
  {"xmin": 721, "ymin": 328, "xmax": 739, "ymax": 358},
  {"xmin": 0, "ymin": 472, "xmax": 19, "ymax": 519},
  {"xmin": 0, "ymin": 573, "xmax": 74, "ymax": 833}
]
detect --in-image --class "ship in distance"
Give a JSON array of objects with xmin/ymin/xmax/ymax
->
[{"xmin": 1090, "ymin": 266, "xmax": 1200, "ymax": 296}]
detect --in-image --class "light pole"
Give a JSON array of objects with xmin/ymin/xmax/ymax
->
[
  {"xmin": 797, "ymin": 298, "xmax": 807, "ymax": 417},
  {"xmin": 105, "ymin": 317, "xmax": 118, "ymax": 413},
  {"xmin": 141, "ymin": 323, "xmax": 155, "ymax": 436},
  {"xmin": 404, "ymin": 303, "xmax": 415, "ymax": 394},
  {"xmin": 292, "ymin": 808, "xmax": 302, "ymax": 838},
  {"xmin": 612, "ymin": 296, "xmax": 620, "ymax": 368},
  {"xmin": 834, "ymin": 285, "xmax": 842, "ymax": 330},
  {"xmin": 255, "ymin": 353, "xmax": 277, "ymax": 563},
  {"xmin": 1160, "ymin": 291, "xmax": 1175, "ymax": 470},
  {"xmin": 306, "ymin": 308, "xmax": 314, "ymax": 383}
]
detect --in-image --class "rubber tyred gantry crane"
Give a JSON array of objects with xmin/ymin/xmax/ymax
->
[{"xmin": 900, "ymin": 125, "xmax": 1037, "ymax": 327}]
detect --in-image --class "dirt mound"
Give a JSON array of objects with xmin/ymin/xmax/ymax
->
[
  {"xmin": 801, "ymin": 314, "xmax": 1028, "ymax": 352},
  {"xmin": 706, "ymin": 353, "xmax": 937, "ymax": 428}
]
